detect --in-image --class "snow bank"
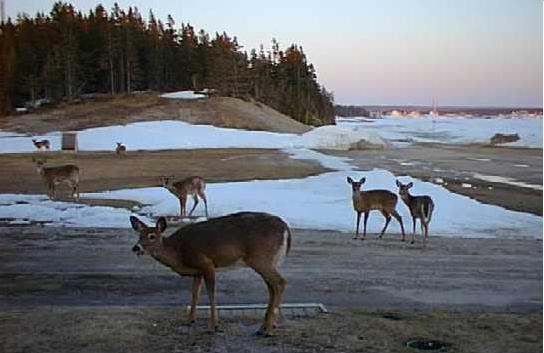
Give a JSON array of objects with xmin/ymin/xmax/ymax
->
[
  {"xmin": 160, "ymin": 91, "xmax": 206, "ymax": 100},
  {"xmin": 337, "ymin": 116, "xmax": 543, "ymax": 148},
  {"xmin": 0, "ymin": 120, "xmax": 386, "ymax": 154},
  {"xmin": 82, "ymin": 169, "xmax": 542, "ymax": 238},
  {"xmin": 0, "ymin": 194, "xmax": 151, "ymax": 228}
]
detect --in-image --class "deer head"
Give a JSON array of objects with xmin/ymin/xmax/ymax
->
[
  {"xmin": 130, "ymin": 216, "xmax": 167, "ymax": 256},
  {"xmin": 396, "ymin": 180, "xmax": 413, "ymax": 198},
  {"xmin": 347, "ymin": 176, "xmax": 366, "ymax": 193}
]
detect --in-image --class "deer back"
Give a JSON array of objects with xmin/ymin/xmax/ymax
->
[
  {"xmin": 353, "ymin": 189, "xmax": 398, "ymax": 212},
  {"xmin": 163, "ymin": 212, "xmax": 289, "ymax": 272},
  {"xmin": 172, "ymin": 176, "xmax": 205, "ymax": 196},
  {"xmin": 42, "ymin": 165, "xmax": 80, "ymax": 183}
]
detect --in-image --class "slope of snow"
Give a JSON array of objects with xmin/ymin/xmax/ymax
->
[{"xmin": 337, "ymin": 116, "xmax": 542, "ymax": 148}]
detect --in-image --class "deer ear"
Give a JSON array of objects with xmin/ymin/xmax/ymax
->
[
  {"xmin": 359, "ymin": 177, "xmax": 366, "ymax": 184},
  {"xmin": 130, "ymin": 216, "xmax": 147, "ymax": 231},
  {"xmin": 156, "ymin": 217, "xmax": 167, "ymax": 233},
  {"xmin": 347, "ymin": 177, "xmax": 353, "ymax": 184},
  {"xmin": 407, "ymin": 182, "xmax": 414, "ymax": 188}
]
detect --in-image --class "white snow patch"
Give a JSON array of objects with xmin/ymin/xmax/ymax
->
[
  {"xmin": 0, "ymin": 194, "xmax": 151, "ymax": 228},
  {"xmin": 160, "ymin": 91, "xmax": 206, "ymax": 100},
  {"xmin": 472, "ymin": 173, "xmax": 543, "ymax": 191},
  {"xmin": 461, "ymin": 183, "xmax": 473, "ymax": 188}
]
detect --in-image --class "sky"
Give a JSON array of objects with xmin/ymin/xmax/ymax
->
[{"xmin": 6, "ymin": 0, "xmax": 543, "ymax": 107}]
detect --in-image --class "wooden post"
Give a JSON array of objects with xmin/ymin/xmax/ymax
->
[{"xmin": 61, "ymin": 132, "xmax": 78, "ymax": 153}]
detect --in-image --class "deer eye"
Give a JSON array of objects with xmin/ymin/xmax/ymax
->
[{"xmin": 148, "ymin": 234, "xmax": 156, "ymax": 241}]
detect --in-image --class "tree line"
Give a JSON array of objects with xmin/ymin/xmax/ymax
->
[{"xmin": 0, "ymin": 2, "xmax": 335, "ymax": 126}]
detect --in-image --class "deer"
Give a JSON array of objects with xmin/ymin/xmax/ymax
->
[
  {"xmin": 32, "ymin": 138, "xmax": 50, "ymax": 151},
  {"xmin": 396, "ymin": 180, "xmax": 435, "ymax": 244},
  {"xmin": 115, "ymin": 142, "xmax": 126, "ymax": 155},
  {"xmin": 32, "ymin": 157, "xmax": 80, "ymax": 201},
  {"xmin": 129, "ymin": 212, "xmax": 291, "ymax": 336},
  {"xmin": 347, "ymin": 176, "xmax": 405, "ymax": 241},
  {"xmin": 160, "ymin": 176, "xmax": 208, "ymax": 218}
]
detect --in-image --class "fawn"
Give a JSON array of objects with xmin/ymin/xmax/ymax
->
[
  {"xmin": 160, "ymin": 176, "xmax": 208, "ymax": 218},
  {"xmin": 33, "ymin": 157, "xmax": 80, "ymax": 200},
  {"xmin": 115, "ymin": 142, "xmax": 126, "ymax": 155},
  {"xmin": 32, "ymin": 139, "xmax": 50, "ymax": 151},
  {"xmin": 396, "ymin": 180, "xmax": 435, "ymax": 244}
]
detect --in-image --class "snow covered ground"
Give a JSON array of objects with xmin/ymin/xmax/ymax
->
[
  {"xmin": 0, "ymin": 115, "xmax": 541, "ymax": 237},
  {"xmin": 159, "ymin": 90, "xmax": 207, "ymax": 100},
  {"xmin": 337, "ymin": 115, "xmax": 543, "ymax": 148},
  {"xmin": 81, "ymin": 168, "xmax": 541, "ymax": 238},
  {"xmin": 0, "ymin": 120, "xmax": 385, "ymax": 154},
  {"xmin": 1, "ymin": 148, "xmax": 539, "ymax": 238},
  {"xmin": 0, "ymin": 194, "xmax": 151, "ymax": 228}
]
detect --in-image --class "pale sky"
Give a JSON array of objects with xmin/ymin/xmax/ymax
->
[{"xmin": 7, "ymin": 0, "xmax": 543, "ymax": 107}]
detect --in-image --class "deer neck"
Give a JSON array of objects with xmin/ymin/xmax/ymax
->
[
  {"xmin": 148, "ymin": 237, "xmax": 180, "ymax": 270},
  {"xmin": 400, "ymin": 192, "xmax": 413, "ymax": 205}
]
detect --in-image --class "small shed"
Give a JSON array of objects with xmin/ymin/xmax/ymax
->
[{"xmin": 61, "ymin": 132, "xmax": 78, "ymax": 152}]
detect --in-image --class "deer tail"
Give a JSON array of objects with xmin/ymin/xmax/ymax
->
[{"xmin": 285, "ymin": 225, "xmax": 292, "ymax": 256}]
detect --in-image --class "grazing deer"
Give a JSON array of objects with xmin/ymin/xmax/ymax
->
[
  {"xmin": 115, "ymin": 142, "xmax": 126, "ymax": 155},
  {"xmin": 396, "ymin": 180, "xmax": 435, "ymax": 244},
  {"xmin": 32, "ymin": 139, "xmax": 50, "ymax": 151},
  {"xmin": 347, "ymin": 176, "xmax": 405, "ymax": 240},
  {"xmin": 160, "ymin": 176, "xmax": 208, "ymax": 218},
  {"xmin": 33, "ymin": 157, "xmax": 80, "ymax": 201},
  {"xmin": 130, "ymin": 212, "xmax": 291, "ymax": 336}
]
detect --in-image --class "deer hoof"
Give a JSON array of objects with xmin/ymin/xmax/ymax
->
[
  {"xmin": 255, "ymin": 329, "xmax": 274, "ymax": 337},
  {"xmin": 410, "ymin": 240, "xmax": 415, "ymax": 244}
]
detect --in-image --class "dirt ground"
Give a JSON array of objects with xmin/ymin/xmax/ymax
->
[
  {"xmin": 0, "ymin": 149, "xmax": 326, "ymax": 196},
  {"xmin": 329, "ymin": 143, "xmax": 543, "ymax": 216},
  {"xmin": 0, "ymin": 227, "xmax": 541, "ymax": 353},
  {"xmin": 1, "ymin": 94, "xmax": 310, "ymax": 134}
]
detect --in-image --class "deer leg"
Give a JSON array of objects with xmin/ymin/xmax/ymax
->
[
  {"xmin": 254, "ymin": 269, "xmax": 285, "ymax": 336},
  {"xmin": 411, "ymin": 217, "xmax": 417, "ymax": 244},
  {"xmin": 390, "ymin": 210, "xmax": 405, "ymax": 241},
  {"xmin": 363, "ymin": 212, "xmax": 369, "ymax": 239},
  {"xmin": 199, "ymin": 192, "xmax": 209, "ymax": 218},
  {"xmin": 179, "ymin": 197, "xmax": 186, "ymax": 218},
  {"xmin": 188, "ymin": 275, "xmax": 203, "ymax": 324},
  {"xmin": 379, "ymin": 211, "xmax": 391, "ymax": 238},
  {"xmin": 188, "ymin": 194, "xmax": 199, "ymax": 217},
  {"xmin": 202, "ymin": 269, "xmax": 219, "ymax": 332},
  {"xmin": 354, "ymin": 212, "xmax": 361, "ymax": 239}
]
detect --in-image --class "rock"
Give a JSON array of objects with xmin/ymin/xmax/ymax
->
[{"xmin": 490, "ymin": 133, "xmax": 520, "ymax": 145}]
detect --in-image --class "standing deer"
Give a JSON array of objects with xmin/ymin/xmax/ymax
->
[
  {"xmin": 33, "ymin": 157, "xmax": 80, "ymax": 201},
  {"xmin": 130, "ymin": 212, "xmax": 291, "ymax": 336},
  {"xmin": 160, "ymin": 176, "xmax": 208, "ymax": 218},
  {"xmin": 396, "ymin": 180, "xmax": 435, "ymax": 244},
  {"xmin": 347, "ymin": 176, "xmax": 405, "ymax": 240},
  {"xmin": 32, "ymin": 139, "xmax": 50, "ymax": 151},
  {"xmin": 115, "ymin": 142, "xmax": 126, "ymax": 155}
]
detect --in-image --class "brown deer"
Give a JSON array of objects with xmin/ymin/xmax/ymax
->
[
  {"xmin": 160, "ymin": 176, "xmax": 208, "ymax": 218},
  {"xmin": 396, "ymin": 180, "xmax": 435, "ymax": 244},
  {"xmin": 33, "ymin": 157, "xmax": 80, "ymax": 201},
  {"xmin": 115, "ymin": 142, "xmax": 126, "ymax": 155},
  {"xmin": 32, "ymin": 138, "xmax": 50, "ymax": 151},
  {"xmin": 129, "ymin": 212, "xmax": 291, "ymax": 336},
  {"xmin": 347, "ymin": 176, "xmax": 405, "ymax": 240}
]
